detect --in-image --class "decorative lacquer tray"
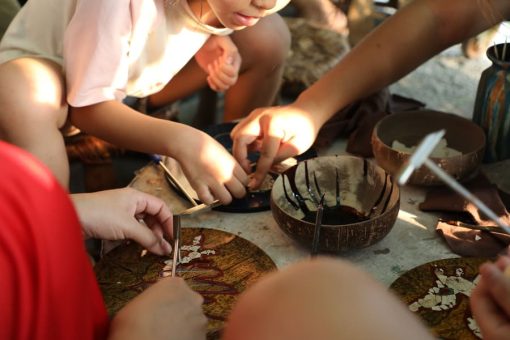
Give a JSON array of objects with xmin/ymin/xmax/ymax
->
[
  {"xmin": 390, "ymin": 257, "xmax": 490, "ymax": 339},
  {"xmin": 95, "ymin": 228, "xmax": 276, "ymax": 339}
]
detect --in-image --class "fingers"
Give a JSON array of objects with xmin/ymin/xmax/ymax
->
[
  {"xmin": 193, "ymin": 183, "xmax": 218, "ymax": 205},
  {"xmin": 160, "ymin": 277, "xmax": 204, "ymax": 305},
  {"xmin": 471, "ymin": 262, "xmax": 510, "ymax": 336},
  {"xmin": 495, "ymin": 254, "xmax": 510, "ymax": 271},
  {"xmin": 471, "ymin": 279, "xmax": 499, "ymax": 336},
  {"xmin": 125, "ymin": 219, "xmax": 172, "ymax": 256},
  {"xmin": 113, "ymin": 277, "xmax": 207, "ymax": 340},
  {"xmin": 189, "ymin": 166, "xmax": 247, "ymax": 205},
  {"xmin": 207, "ymin": 58, "xmax": 238, "ymax": 92},
  {"xmin": 482, "ymin": 262, "xmax": 510, "ymax": 316},
  {"xmin": 232, "ymin": 134, "xmax": 257, "ymax": 173},
  {"xmin": 127, "ymin": 189, "xmax": 174, "ymax": 255},
  {"xmin": 249, "ymin": 134, "xmax": 281, "ymax": 189},
  {"xmin": 208, "ymin": 180, "xmax": 233, "ymax": 205},
  {"xmin": 193, "ymin": 180, "xmax": 233, "ymax": 206},
  {"xmin": 231, "ymin": 119, "xmax": 261, "ymax": 173},
  {"xmin": 225, "ymin": 171, "xmax": 247, "ymax": 199},
  {"xmin": 248, "ymin": 114, "xmax": 288, "ymax": 188},
  {"xmin": 134, "ymin": 190, "xmax": 174, "ymax": 239}
]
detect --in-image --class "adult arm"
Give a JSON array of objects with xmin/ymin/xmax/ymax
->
[
  {"xmin": 70, "ymin": 102, "xmax": 247, "ymax": 205},
  {"xmin": 232, "ymin": 0, "xmax": 510, "ymax": 188}
]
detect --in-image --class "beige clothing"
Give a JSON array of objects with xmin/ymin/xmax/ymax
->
[{"xmin": 0, "ymin": 0, "xmax": 231, "ymax": 106}]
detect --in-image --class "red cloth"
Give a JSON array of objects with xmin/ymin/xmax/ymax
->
[{"xmin": 0, "ymin": 142, "xmax": 109, "ymax": 340}]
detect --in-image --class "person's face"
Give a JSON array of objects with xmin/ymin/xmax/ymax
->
[{"xmin": 207, "ymin": 0, "xmax": 290, "ymax": 30}]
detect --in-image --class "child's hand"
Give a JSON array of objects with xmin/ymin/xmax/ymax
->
[
  {"xmin": 174, "ymin": 126, "xmax": 247, "ymax": 205},
  {"xmin": 109, "ymin": 277, "xmax": 207, "ymax": 340},
  {"xmin": 195, "ymin": 35, "xmax": 241, "ymax": 92},
  {"xmin": 470, "ymin": 253, "xmax": 510, "ymax": 340},
  {"xmin": 71, "ymin": 188, "xmax": 173, "ymax": 256}
]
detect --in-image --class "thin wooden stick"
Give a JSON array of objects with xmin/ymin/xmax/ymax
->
[
  {"xmin": 503, "ymin": 37, "xmax": 508, "ymax": 62},
  {"xmin": 310, "ymin": 194, "xmax": 325, "ymax": 257},
  {"xmin": 493, "ymin": 41, "xmax": 500, "ymax": 60},
  {"xmin": 171, "ymin": 216, "xmax": 181, "ymax": 277}
]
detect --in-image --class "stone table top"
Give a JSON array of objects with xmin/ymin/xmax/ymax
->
[{"xmin": 130, "ymin": 139, "xmax": 508, "ymax": 287}]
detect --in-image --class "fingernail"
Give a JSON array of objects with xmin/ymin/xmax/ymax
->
[
  {"xmin": 161, "ymin": 239, "xmax": 172, "ymax": 254},
  {"xmin": 248, "ymin": 177, "xmax": 256, "ymax": 189},
  {"xmin": 226, "ymin": 56, "xmax": 234, "ymax": 65}
]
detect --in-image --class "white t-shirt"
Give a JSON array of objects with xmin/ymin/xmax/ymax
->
[{"xmin": 0, "ymin": 0, "xmax": 232, "ymax": 106}]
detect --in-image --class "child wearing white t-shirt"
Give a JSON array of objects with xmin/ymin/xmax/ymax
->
[{"xmin": 0, "ymin": 0, "xmax": 290, "ymax": 205}]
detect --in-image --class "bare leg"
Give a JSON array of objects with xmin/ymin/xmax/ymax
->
[
  {"xmin": 292, "ymin": 0, "xmax": 349, "ymax": 35},
  {"xmin": 223, "ymin": 257, "xmax": 434, "ymax": 340},
  {"xmin": 0, "ymin": 58, "xmax": 70, "ymax": 187},
  {"xmin": 225, "ymin": 13, "xmax": 290, "ymax": 122},
  {"xmin": 148, "ymin": 13, "xmax": 290, "ymax": 123}
]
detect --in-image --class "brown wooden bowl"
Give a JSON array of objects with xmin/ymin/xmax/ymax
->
[
  {"xmin": 270, "ymin": 155, "xmax": 400, "ymax": 253},
  {"xmin": 372, "ymin": 110, "xmax": 486, "ymax": 186}
]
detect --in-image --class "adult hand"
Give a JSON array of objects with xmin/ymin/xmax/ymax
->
[
  {"xmin": 195, "ymin": 35, "xmax": 241, "ymax": 92},
  {"xmin": 174, "ymin": 125, "xmax": 247, "ymax": 205},
  {"xmin": 108, "ymin": 277, "xmax": 207, "ymax": 340},
  {"xmin": 71, "ymin": 188, "xmax": 173, "ymax": 255},
  {"xmin": 231, "ymin": 104, "xmax": 319, "ymax": 189},
  {"xmin": 471, "ymin": 252, "xmax": 510, "ymax": 340}
]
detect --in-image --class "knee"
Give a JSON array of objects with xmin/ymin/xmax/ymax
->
[
  {"xmin": 0, "ymin": 59, "xmax": 68, "ymax": 129},
  {"xmin": 238, "ymin": 14, "xmax": 291, "ymax": 73},
  {"xmin": 262, "ymin": 14, "xmax": 291, "ymax": 67}
]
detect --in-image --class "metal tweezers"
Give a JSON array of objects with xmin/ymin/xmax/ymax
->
[
  {"xmin": 169, "ymin": 202, "xmax": 221, "ymax": 277},
  {"xmin": 153, "ymin": 155, "xmax": 221, "ymax": 276},
  {"xmin": 171, "ymin": 215, "xmax": 181, "ymax": 277},
  {"xmin": 311, "ymin": 194, "xmax": 325, "ymax": 256}
]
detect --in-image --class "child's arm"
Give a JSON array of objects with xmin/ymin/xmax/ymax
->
[
  {"xmin": 70, "ymin": 101, "xmax": 247, "ymax": 205},
  {"xmin": 109, "ymin": 277, "xmax": 207, "ymax": 340},
  {"xmin": 195, "ymin": 35, "xmax": 242, "ymax": 92}
]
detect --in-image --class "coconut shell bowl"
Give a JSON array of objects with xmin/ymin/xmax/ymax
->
[
  {"xmin": 270, "ymin": 155, "xmax": 400, "ymax": 253},
  {"xmin": 372, "ymin": 110, "xmax": 486, "ymax": 186}
]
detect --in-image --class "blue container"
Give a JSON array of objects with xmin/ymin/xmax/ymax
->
[{"xmin": 473, "ymin": 43, "xmax": 510, "ymax": 162}]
